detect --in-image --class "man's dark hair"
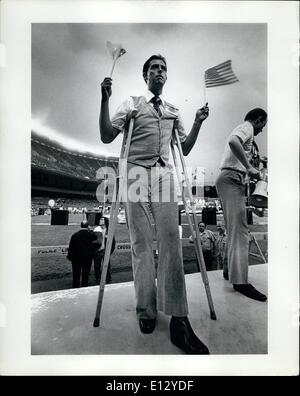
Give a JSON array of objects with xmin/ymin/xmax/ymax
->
[
  {"xmin": 100, "ymin": 215, "xmax": 110, "ymax": 229},
  {"xmin": 81, "ymin": 220, "xmax": 89, "ymax": 228},
  {"xmin": 244, "ymin": 108, "xmax": 267, "ymax": 122},
  {"xmin": 142, "ymin": 54, "xmax": 167, "ymax": 83}
]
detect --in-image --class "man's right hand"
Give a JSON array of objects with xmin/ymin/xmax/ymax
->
[
  {"xmin": 101, "ymin": 77, "xmax": 112, "ymax": 101},
  {"xmin": 247, "ymin": 166, "xmax": 261, "ymax": 180}
]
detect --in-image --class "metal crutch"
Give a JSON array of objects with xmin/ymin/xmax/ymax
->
[
  {"xmin": 249, "ymin": 231, "xmax": 267, "ymax": 263},
  {"xmin": 93, "ymin": 113, "xmax": 136, "ymax": 327},
  {"xmin": 170, "ymin": 126, "xmax": 217, "ymax": 320}
]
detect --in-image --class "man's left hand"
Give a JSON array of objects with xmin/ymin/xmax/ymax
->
[{"xmin": 195, "ymin": 103, "xmax": 209, "ymax": 124}]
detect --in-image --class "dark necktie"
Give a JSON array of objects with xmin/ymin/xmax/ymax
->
[{"xmin": 151, "ymin": 96, "xmax": 162, "ymax": 117}]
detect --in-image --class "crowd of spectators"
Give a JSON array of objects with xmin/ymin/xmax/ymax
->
[
  {"xmin": 31, "ymin": 134, "xmax": 118, "ymax": 181},
  {"xmin": 31, "ymin": 197, "xmax": 104, "ymax": 215}
]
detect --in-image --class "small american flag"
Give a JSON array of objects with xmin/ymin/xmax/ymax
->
[{"xmin": 205, "ymin": 60, "xmax": 239, "ymax": 88}]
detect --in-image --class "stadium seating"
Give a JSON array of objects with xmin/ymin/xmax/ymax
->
[{"xmin": 31, "ymin": 131, "xmax": 118, "ymax": 181}]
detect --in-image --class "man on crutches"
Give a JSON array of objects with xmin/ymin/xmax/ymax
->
[{"xmin": 99, "ymin": 54, "xmax": 210, "ymax": 354}]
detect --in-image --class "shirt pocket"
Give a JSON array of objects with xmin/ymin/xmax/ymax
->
[{"xmin": 160, "ymin": 118, "xmax": 176, "ymax": 132}]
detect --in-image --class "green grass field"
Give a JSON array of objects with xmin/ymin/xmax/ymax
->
[{"xmin": 31, "ymin": 213, "xmax": 267, "ymax": 294}]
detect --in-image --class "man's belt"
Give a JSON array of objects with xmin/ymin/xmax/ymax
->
[{"xmin": 221, "ymin": 167, "xmax": 246, "ymax": 177}]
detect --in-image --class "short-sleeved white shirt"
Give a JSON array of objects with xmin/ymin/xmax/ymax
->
[
  {"xmin": 111, "ymin": 91, "xmax": 187, "ymax": 143},
  {"xmin": 220, "ymin": 121, "xmax": 254, "ymax": 173}
]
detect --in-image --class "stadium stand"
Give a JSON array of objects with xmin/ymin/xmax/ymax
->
[
  {"xmin": 32, "ymin": 131, "xmax": 118, "ymax": 180},
  {"xmin": 31, "ymin": 131, "xmax": 118, "ymax": 205}
]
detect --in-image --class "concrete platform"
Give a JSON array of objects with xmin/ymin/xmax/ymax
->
[{"xmin": 31, "ymin": 264, "xmax": 267, "ymax": 355}]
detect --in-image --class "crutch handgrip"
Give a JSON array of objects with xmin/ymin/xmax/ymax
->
[{"xmin": 128, "ymin": 109, "xmax": 138, "ymax": 120}]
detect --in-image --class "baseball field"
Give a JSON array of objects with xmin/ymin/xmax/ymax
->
[{"xmin": 31, "ymin": 213, "xmax": 267, "ymax": 294}]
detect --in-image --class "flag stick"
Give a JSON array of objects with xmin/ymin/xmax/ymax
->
[
  {"xmin": 203, "ymin": 74, "xmax": 207, "ymax": 105},
  {"xmin": 109, "ymin": 55, "xmax": 118, "ymax": 78}
]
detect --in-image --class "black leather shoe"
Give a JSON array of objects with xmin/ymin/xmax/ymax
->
[
  {"xmin": 233, "ymin": 284, "xmax": 267, "ymax": 302},
  {"xmin": 223, "ymin": 271, "xmax": 229, "ymax": 280},
  {"xmin": 139, "ymin": 318, "xmax": 156, "ymax": 334},
  {"xmin": 170, "ymin": 316, "xmax": 209, "ymax": 354}
]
